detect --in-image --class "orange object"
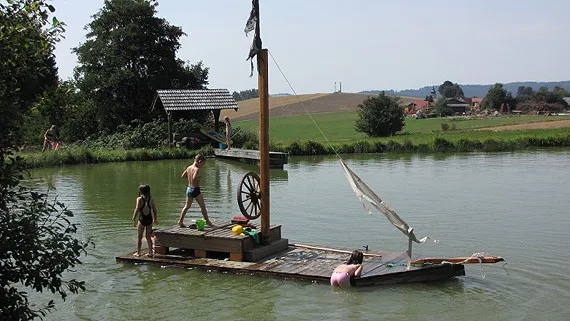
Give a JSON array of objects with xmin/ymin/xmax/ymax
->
[{"xmin": 411, "ymin": 256, "xmax": 504, "ymax": 265}]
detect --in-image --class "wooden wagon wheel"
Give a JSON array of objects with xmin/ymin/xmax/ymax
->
[{"xmin": 237, "ymin": 172, "xmax": 262, "ymax": 220}]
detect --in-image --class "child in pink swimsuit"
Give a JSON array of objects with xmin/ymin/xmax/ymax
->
[{"xmin": 330, "ymin": 250, "xmax": 364, "ymax": 288}]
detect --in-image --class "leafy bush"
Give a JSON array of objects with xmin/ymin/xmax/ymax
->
[
  {"xmin": 355, "ymin": 93, "xmax": 405, "ymax": 137},
  {"xmin": 172, "ymin": 118, "xmax": 203, "ymax": 135},
  {"xmin": 433, "ymin": 138, "xmax": 455, "ymax": 152},
  {"xmin": 230, "ymin": 127, "xmax": 258, "ymax": 148},
  {"xmin": 79, "ymin": 119, "xmax": 168, "ymax": 149}
]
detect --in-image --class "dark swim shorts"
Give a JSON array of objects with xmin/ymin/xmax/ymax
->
[{"xmin": 186, "ymin": 186, "xmax": 201, "ymax": 198}]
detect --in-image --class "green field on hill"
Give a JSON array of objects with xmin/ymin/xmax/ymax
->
[{"xmin": 234, "ymin": 113, "xmax": 566, "ymax": 143}]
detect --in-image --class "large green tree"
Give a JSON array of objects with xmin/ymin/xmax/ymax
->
[
  {"xmin": 1, "ymin": 1, "xmax": 89, "ymax": 320},
  {"xmin": 481, "ymin": 83, "xmax": 507, "ymax": 110},
  {"xmin": 0, "ymin": 0, "xmax": 60, "ymax": 151},
  {"xmin": 433, "ymin": 98, "xmax": 454, "ymax": 116},
  {"xmin": 355, "ymin": 93, "xmax": 405, "ymax": 137},
  {"xmin": 438, "ymin": 80, "xmax": 464, "ymax": 99},
  {"xmin": 73, "ymin": 0, "xmax": 209, "ymax": 134}
]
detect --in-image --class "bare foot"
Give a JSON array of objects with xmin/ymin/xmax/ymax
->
[
  {"xmin": 178, "ymin": 221, "xmax": 185, "ymax": 227},
  {"xmin": 134, "ymin": 252, "xmax": 141, "ymax": 257},
  {"xmin": 206, "ymin": 220, "xmax": 213, "ymax": 227}
]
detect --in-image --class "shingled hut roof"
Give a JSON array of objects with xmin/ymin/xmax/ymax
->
[{"xmin": 152, "ymin": 89, "xmax": 239, "ymax": 111}]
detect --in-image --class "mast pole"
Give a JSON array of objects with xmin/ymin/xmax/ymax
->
[
  {"xmin": 256, "ymin": 1, "xmax": 271, "ymax": 241},
  {"xmin": 259, "ymin": 49, "xmax": 270, "ymax": 240}
]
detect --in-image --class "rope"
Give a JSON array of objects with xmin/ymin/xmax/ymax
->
[
  {"xmin": 268, "ymin": 50, "xmax": 342, "ymax": 160},
  {"xmin": 458, "ymin": 252, "xmax": 489, "ymax": 278},
  {"xmin": 268, "ymin": 50, "xmax": 508, "ymax": 280}
]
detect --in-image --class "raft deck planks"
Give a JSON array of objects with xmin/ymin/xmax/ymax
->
[
  {"xmin": 213, "ymin": 148, "xmax": 288, "ymax": 169},
  {"xmin": 117, "ymin": 237, "xmax": 465, "ymax": 286}
]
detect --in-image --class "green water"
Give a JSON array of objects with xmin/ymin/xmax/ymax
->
[{"xmin": 28, "ymin": 151, "xmax": 570, "ymax": 320}]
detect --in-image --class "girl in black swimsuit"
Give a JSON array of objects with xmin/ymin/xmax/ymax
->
[{"xmin": 132, "ymin": 184, "xmax": 158, "ymax": 257}]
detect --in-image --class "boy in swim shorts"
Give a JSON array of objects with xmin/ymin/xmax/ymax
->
[{"xmin": 177, "ymin": 154, "xmax": 212, "ymax": 227}]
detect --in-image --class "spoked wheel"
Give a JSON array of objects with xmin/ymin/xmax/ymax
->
[{"xmin": 237, "ymin": 172, "xmax": 262, "ymax": 220}]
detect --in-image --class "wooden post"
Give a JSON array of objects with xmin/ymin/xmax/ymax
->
[
  {"xmin": 212, "ymin": 109, "xmax": 221, "ymax": 132},
  {"xmin": 167, "ymin": 111, "xmax": 172, "ymax": 147},
  {"xmin": 258, "ymin": 49, "xmax": 270, "ymax": 240}
]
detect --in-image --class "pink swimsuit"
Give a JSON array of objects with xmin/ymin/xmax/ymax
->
[
  {"xmin": 330, "ymin": 271, "xmax": 352, "ymax": 288},
  {"xmin": 330, "ymin": 264, "xmax": 360, "ymax": 288}
]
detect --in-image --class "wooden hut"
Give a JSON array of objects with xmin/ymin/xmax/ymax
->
[{"xmin": 151, "ymin": 89, "xmax": 238, "ymax": 145}]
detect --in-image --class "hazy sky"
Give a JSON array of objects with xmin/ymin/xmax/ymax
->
[{"xmin": 51, "ymin": 0, "xmax": 570, "ymax": 94}]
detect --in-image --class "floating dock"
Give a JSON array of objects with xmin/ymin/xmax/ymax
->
[
  {"xmin": 214, "ymin": 148, "xmax": 288, "ymax": 169},
  {"xmin": 116, "ymin": 220, "xmax": 465, "ymax": 286}
]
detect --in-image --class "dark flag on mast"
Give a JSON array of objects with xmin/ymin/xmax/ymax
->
[{"xmin": 245, "ymin": 0, "xmax": 262, "ymax": 76}]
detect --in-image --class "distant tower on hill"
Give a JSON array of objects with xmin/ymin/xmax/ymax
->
[{"xmin": 339, "ymin": 82, "xmax": 342, "ymax": 93}]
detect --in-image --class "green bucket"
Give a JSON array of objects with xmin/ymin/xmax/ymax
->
[{"xmin": 196, "ymin": 219, "xmax": 206, "ymax": 231}]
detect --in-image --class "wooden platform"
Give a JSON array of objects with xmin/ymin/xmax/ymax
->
[
  {"xmin": 213, "ymin": 148, "xmax": 288, "ymax": 169},
  {"xmin": 117, "ymin": 222, "xmax": 465, "ymax": 286},
  {"xmin": 152, "ymin": 221, "xmax": 287, "ymax": 262}
]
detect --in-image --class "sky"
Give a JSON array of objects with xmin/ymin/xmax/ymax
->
[{"xmin": 50, "ymin": 0, "xmax": 570, "ymax": 95}]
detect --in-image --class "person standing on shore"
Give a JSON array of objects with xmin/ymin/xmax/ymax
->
[
  {"xmin": 224, "ymin": 116, "xmax": 232, "ymax": 149},
  {"xmin": 42, "ymin": 125, "xmax": 57, "ymax": 152},
  {"xmin": 177, "ymin": 154, "xmax": 213, "ymax": 227}
]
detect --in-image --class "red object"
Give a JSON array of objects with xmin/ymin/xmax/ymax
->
[{"xmin": 231, "ymin": 216, "xmax": 249, "ymax": 224}]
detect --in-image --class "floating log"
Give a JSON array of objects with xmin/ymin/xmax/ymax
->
[
  {"xmin": 292, "ymin": 243, "xmax": 383, "ymax": 258},
  {"xmin": 411, "ymin": 256, "xmax": 504, "ymax": 265}
]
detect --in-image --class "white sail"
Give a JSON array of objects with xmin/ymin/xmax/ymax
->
[{"xmin": 340, "ymin": 160, "xmax": 428, "ymax": 244}]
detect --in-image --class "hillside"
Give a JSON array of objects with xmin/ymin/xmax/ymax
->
[
  {"xmin": 221, "ymin": 92, "xmax": 418, "ymax": 121},
  {"xmin": 361, "ymin": 80, "xmax": 570, "ymax": 98}
]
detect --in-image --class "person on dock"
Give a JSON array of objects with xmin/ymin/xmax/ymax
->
[
  {"xmin": 177, "ymin": 154, "xmax": 213, "ymax": 227},
  {"xmin": 330, "ymin": 250, "xmax": 364, "ymax": 288},
  {"xmin": 132, "ymin": 184, "xmax": 158, "ymax": 257},
  {"xmin": 224, "ymin": 116, "xmax": 232, "ymax": 149},
  {"xmin": 42, "ymin": 125, "xmax": 57, "ymax": 152}
]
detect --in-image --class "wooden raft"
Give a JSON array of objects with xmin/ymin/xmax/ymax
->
[
  {"xmin": 213, "ymin": 148, "xmax": 289, "ymax": 169},
  {"xmin": 152, "ymin": 220, "xmax": 288, "ymax": 262},
  {"xmin": 117, "ymin": 242, "xmax": 465, "ymax": 286}
]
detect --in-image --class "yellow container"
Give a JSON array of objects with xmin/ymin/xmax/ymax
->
[{"xmin": 232, "ymin": 225, "xmax": 243, "ymax": 235}]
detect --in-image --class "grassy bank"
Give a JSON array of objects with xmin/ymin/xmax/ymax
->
[
  {"xmin": 18, "ymin": 146, "xmax": 213, "ymax": 169},
  {"xmin": 236, "ymin": 113, "xmax": 568, "ymax": 143},
  {"xmin": 16, "ymin": 114, "xmax": 570, "ymax": 168},
  {"xmin": 268, "ymin": 128, "xmax": 570, "ymax": 155}
]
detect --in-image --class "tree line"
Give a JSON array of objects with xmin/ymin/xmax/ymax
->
[
  {"xmin": 232, "ymin": 88, "xmax": 259, "ymax": 101},
  {"xmin": 361, "ymin": 81, "xmax": 570, "ymax": 99},
  {"xmin": 432, "ymin": 81, "xmax": 569, "ymax": 116},
  {"xmin": 355, "ymin": 80, "xmax": 570, "ymax": 138},
  {"xmin": 1, "ymin": 0, "xmax": 213, "ymax": 319},
  {"xmin": 16, "ymin": 0, "xmax": 210, "ymax": 150}
]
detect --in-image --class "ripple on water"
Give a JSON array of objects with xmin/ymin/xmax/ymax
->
[{"xmin": 28, "ymin": 153, "xmax": 570, "ymax": 321}]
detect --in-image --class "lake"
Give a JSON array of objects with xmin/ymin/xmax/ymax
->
[{"xmin": 29, "ymin": 150, "xmax": 570, "ymax": 320}]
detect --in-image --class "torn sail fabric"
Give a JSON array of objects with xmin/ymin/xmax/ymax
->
[
  {"xmin": 340, "ymin": 160, "xmax": 428, "ymax": 244},
  {"xmin": 245, "ymin": 0, "xmax": 262, "ymax": 76}
]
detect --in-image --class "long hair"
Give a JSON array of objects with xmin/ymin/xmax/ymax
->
[
  {"xmin": 346, "ymin": 250, "xmax": 364, "ymax": 265},
  {"xmin": 139, "ymin": 184, "xmax": 151, "ymax": 200}
]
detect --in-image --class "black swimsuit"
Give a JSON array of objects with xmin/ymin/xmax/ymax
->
[{"xmin": 138, "ymin": 197, "xmax": 153, "ymax": 226}]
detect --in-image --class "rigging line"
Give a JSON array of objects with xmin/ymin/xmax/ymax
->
[{"xmin": 267, "ymin": 50, "xmax": 341, "ymax": 160}]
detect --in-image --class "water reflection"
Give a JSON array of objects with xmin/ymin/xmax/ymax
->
[{"xmin": 24, "ymin": 150, "xmax": 570, "ymax": 321}]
